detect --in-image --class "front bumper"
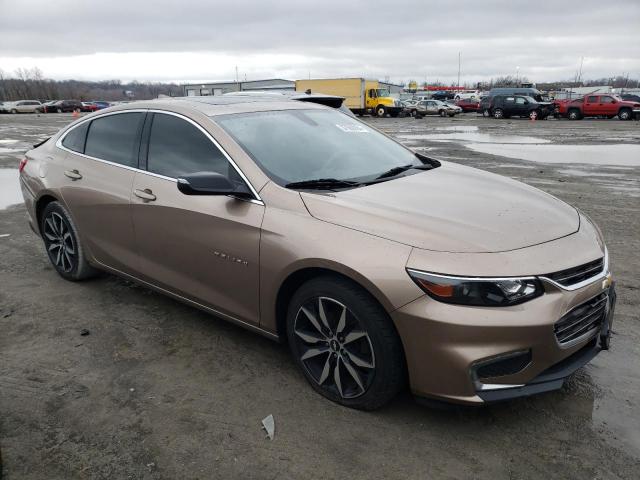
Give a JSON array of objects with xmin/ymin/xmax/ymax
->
[{"xmin": 392, "ymin": 272, "xmax": 615, "ymax": 405}]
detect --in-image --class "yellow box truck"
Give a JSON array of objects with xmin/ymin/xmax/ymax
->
[{"xmin": 295, "ymin": 78, "xmax": 402, "ymax": 117}]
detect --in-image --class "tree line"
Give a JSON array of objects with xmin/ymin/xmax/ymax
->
[{"xmin": 0, "ymin": 67, "xmax": 182, "ymax": 102}]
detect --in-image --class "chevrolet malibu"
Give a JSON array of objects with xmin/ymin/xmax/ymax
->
[{"xmin": 18, "ymin": 97, "xmax": 616, "ymax": 410}]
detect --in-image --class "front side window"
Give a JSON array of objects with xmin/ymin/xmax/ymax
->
[
  {"xmin": 146, "ymin": 113, "xmax": 229, "ymax": 178},
  {"xmin": 84, "ymin": 113, "xmax": 144, "ymax": 167},
  {"xmin": 587, "ymin": 96, "xmax": 598, "ymax": 103},
  {"xmin": 515, "ymin": 97, "xmax": 526, "ymax": 105},
  {"xmin": 216, "ymin": 109, "xmax": 422, "ymax": 186},
  {"xmin": 62, "ymin": 122, "xmax": 90, "ymax": 153}
]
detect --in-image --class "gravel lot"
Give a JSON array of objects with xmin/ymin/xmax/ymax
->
[{"xmin": 0, "ymin": 112, "xmax": 639, "ymax": 479}]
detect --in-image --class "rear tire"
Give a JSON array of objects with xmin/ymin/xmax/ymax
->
[
  {"xmin": 482, "ymin": 109, "xmax": 490, "ymax": 117},
  {"xmin": 10, "ymin": 109, "xmax": 17, "ymax": 114},
  {"xmin": 40, "ymin": 201, "xmax": 99, "ymax": 281},
  {"xmin": 439, "ymin": 109, "xmax": 447, "ymax": 117},
  {"xmin": 286, "ymin": 276, "xmax": 405, "ymax": 410}
]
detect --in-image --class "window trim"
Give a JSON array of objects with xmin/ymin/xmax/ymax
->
[{"xmin": 55, "ymin": 108, "xmax": 263, "ymax": 205}]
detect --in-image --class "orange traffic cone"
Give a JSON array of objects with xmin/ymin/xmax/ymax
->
[{"xmin": 72, "ymin": 109, "xmax": 79, "ymax": 118}]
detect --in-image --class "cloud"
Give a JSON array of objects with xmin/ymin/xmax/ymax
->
[{"xmin": 1, "ymin": 0, "xmax": 638, "ymax": 83}]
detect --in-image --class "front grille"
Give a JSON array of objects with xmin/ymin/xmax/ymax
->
[
  {"xmin": 554, "ymin": 293, "xmax": 607, "ymax": 345},
  {"xmin": 476, "ymin": 351, "xmax": 532, "ymax": 379},
  {"xmin": 545, "ymin": 257, "xmax": 604, "ymax": 287}
]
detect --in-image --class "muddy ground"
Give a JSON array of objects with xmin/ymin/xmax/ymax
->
[{"xmin": 0, "ymin": 112, "xmax": 639, "ymax": 479}]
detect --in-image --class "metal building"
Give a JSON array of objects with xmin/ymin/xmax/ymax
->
[{"xmin": 182, "ymin": 79, "xmax": 294, "ymax": 96}]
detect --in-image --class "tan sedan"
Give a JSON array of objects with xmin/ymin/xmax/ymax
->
[{"xmin": 18, "ymin": 97, "xmax": 616, "ymax": 409}]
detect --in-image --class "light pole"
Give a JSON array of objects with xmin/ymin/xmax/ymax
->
[{"xmin": 516, "ymin": 66, "xmax": 520, "ymax": 85}]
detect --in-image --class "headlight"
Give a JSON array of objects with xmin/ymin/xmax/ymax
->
[{"xmin": 407, "ymin": 269, "xmax": 543, "ymax": 307}]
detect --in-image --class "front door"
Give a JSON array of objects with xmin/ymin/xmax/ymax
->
[
  {"xmin": 131, "ymin": 112, "xmax": 264, "ymax": 325},
  {"xmin": 599, "ymin": 95, "xmax": 618, "ymax": 116},
  {"xmin": 56, "ymin": 112, "xmax": 145, "ymax": 274}
]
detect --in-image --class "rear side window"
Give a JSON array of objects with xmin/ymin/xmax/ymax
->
[
  {"xmin": 85, "ymin": 113, "xmax": 144, "ymax": 167},
  {"xmin": 146, "ymin": 113, "xmax": 229, "ymax": 178},
  {"xmin": 600, "ymin": 96, "xmax": 614, "ymax": 103},
  {"xmin": 62, "ymin": 122, "xmax": 89, "ymax": 153},
  {"xmin": 587, "ymin": 96, "xmax": 598, "ymax": 103}
]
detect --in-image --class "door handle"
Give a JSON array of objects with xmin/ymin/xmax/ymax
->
[
  {"xmin": 134, "ymin": 188, "xmax": 156, "ymax": 202},
  {"xmin": 64, "ymin": 169, "xmax": 82, "ymax": 180}
]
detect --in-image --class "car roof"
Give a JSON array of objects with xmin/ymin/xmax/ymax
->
[{"xmin": 101, "ymin": 95, "xmax": 333, "ymax": 117}]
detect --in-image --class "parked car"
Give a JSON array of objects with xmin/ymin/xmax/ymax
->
[
  {"xmin": 81, "ymin": 102, "xmax": 99, "ymax": 112},
  {"xmin": 488, "ymin": 95, "xmax": 553, "ymax": 119},
  {"xmin": 431, "ymin": 91, "xmax": 456, "ymax": 101},
  {"xmin": 44, "ymin": 100, "xmax": 83, "ymax": 113},
  {"xmin": 400, "ymin": 99, "xmax": 420, "ymax": 116},
  {"xmin": 414, "ymin": 100, "xmax": 460, "ymax": 117},
  {"xmin": 456, "ymin": 98, "xmax": 480, "ymax": 112},
  {"xmin": 91, "ymin": 101, "xmax": 112, "ymax": 110},
  {"xmin": 621, "ymin": 94, "xmax": 640, "ymax": 103},
  {"xmin": 558, "ymin": 94, "xmax": 640, "ymax": 120},
  {"xmin": 0, "ymin": 101, "xmax": 6, "ymax": 113},
  {"xmin": 488, "ymin": 87, "xmax": 546, "ymax": 102},
  {"xmin": 454, "ymin": 91, "xmax": 479, "ymax": 101},
  {"xmin": 19, "ymin": 97, "xmax": 615, "ymax": 409},
  {"xmin": 3, "ymin": 100, "xmax": 43, "ymax": 113}
]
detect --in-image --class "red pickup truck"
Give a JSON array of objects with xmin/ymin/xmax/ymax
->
[{"xmin": 555, "ymin": 94, "xmax": 640, "ymax": 120}]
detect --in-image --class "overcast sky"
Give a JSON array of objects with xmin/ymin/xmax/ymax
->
[{"xmin": 1, "ymin": 0, "xmax": 639, "ymax": 85}]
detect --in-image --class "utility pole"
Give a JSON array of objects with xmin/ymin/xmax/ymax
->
[
  {"xmin": 457, "ymin": 52, "xmax": 461, "ymax": 89},
  {"xmin": 235, "ymin": 65, "xmax": 238, "ymax": 83},
  {"xmin": 577, "ymin": 56, "xmax": 584, "ymax": 84}
]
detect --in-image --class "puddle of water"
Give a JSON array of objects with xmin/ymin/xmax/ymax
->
[
  {"xmin": 466, "ymin": 143, "xmax": 640, "ymax": 167},
  {"xmin": 558, "ymin": 168, "xmax": 627, "ymax": 178},
  {"xmin": 399, "ymin": 133, "xmax": 550, "ymax": 144},
  {"xmin": 433, "ymin": 125, "xmax": 479, "ymax": 132},
  {"xmin": 0, "ymin": 169, "xmax": 23, "ymax": 209}
]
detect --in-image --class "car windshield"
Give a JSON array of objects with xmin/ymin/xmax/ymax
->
[{"xmin": 215, "ymin": 109, "xmax": 423, "ymax": 186}]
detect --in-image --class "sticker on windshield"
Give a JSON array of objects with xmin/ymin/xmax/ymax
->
[{"xmin": 335, "ymin": 124, "xmax": 369, "ymax": 133}]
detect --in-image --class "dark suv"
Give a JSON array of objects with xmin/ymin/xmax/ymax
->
[
  {"xmin": 44, "ymin": 100, "xmax": 83, "ymax": 113},
  {"xmin": 488, "ymin": 95, "xmax": 552, "ymax": 120}
]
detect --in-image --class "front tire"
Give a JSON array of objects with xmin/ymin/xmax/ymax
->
[
  {"xmin": 287, "ymin": 276, "xmax": 405, "ymax": 410},
  {"xmin": 482, "ymin": 108, "xmax": 490, "ymax": 117},
  {"xmin": 493, "ymin": 108, "xmax": 504, "ymax": 119},
  {"xmin": 567, "ymin": 109, "xmax": 581, "ymax": 120},
  {"xmin": 375, "ymin": 105, "xmax": 387, "ymax": 117},
  {"xmin": 618, "ymin": 108, "xmax": 632, "ymax": 120},
  {"xmin": 40, "ymin": 202, "xmax": 98, "ymax": 281}
]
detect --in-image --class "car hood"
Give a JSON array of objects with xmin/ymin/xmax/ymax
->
[{"xmin": 300, "ymin": 162, "xmax": 579, "ymax": 253}]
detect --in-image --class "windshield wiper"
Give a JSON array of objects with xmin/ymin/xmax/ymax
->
[
  {"xmin": 285, "ymin": 178, "xmax": 361, "ymax": 190},
  {"xmin": 373, "ymin": 163, "xmax": 434, "ymax": 181}
]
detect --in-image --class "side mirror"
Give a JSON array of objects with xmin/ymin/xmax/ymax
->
[{"xmin": 177, "ymin": 172, "xmax": 253, "ymax": 198}]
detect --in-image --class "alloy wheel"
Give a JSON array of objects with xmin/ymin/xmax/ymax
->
[
  {"xmin": 293, "ymin": 296, "xmax": 375, "ymax": 399},
  {"xmin": 43, "ymin": 211, "xmax": 76, "ymax": 273}
]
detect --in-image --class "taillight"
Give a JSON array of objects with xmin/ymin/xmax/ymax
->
[{"xmin": 19, "ymin": 157, "xmax": 28, "ymax": 173}]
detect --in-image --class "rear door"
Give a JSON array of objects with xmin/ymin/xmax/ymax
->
[
  {"xmin": 57, "ymin": 111, "xmax": 145, "ymax": 274},
  {"xmin": 130, "ymin": 112, "xmax": 264, "ymax": 325},
  {"xmin": 584, "ymin": 96, "xmax": 599, "ymax": 115}
]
